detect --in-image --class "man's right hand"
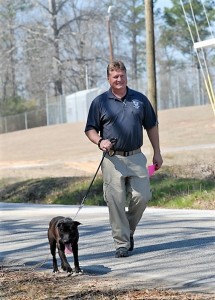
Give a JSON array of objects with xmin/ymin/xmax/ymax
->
[{"xmin": 98, "ymin": 139, "xmax": 113, "ymax": 152}]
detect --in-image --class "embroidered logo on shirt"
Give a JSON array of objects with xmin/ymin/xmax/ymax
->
[{"xmin": 132, "ymin": 100, "xmax": 140, "ymax": 109}]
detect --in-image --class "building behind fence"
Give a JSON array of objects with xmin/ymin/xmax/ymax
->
[{"xmin": 0, "ymin": 88, "xmax": 104, "ymax": 134}]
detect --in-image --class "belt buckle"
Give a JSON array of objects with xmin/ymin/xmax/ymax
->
[
  {"xmin": 124, "ymin": 151, "xmax": 129, "ymax": 157},
  {"xmin": 108, "ymin": 149, "xmax": 116, "ymax": 157}
]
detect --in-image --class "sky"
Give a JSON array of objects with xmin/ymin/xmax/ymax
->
[{"xmin": 156, "ymin": 0, "xmax": 172, "ymax": 9}]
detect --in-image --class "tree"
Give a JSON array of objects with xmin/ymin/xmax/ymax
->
[
  {"xmin": 160, "ymin": 0, "xmax": 215, "ymax": 57},
  {"xmin": 24, "ymin": 0, "xmax": 109, "ymax": 97},
  {"xmin": 158, "ymin": 0, "xmax": 215, "ymax": 107},
  {"xmin": 111, "ymin": 0, "xmax": 145, "ymax": 82},
  {"xmin": 0, "ymin": 0, "xmax": 33, "ymax": 112}
]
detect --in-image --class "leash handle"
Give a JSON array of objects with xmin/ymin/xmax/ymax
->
[
  {"xmin": 108, "ymin": 138, "xmax": 117, "ymax": 157},
  {"xmin": 110, "ymin": 138, "xmax": 117, "ymax": 148}
]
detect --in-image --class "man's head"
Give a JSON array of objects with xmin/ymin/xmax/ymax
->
[
  {"xmin": 107, "ymin": 61, "xmax": 127, "ymax": 93},
  {"xmin": 107, "ymin": 61, "xmax": 126, "ymax": 78}
]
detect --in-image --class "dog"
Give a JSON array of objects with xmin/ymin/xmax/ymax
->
[{"xmin": 48, "ymin": 216, "xmax": 81, "ymax": 274}]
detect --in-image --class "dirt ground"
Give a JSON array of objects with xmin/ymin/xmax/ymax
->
[
  {"xmin": 0, "ymin": 104, "xmax": 214, "ymax": 179},
  {"xmin": 0, "ymin": 104, "xmax": 215, "ymax": 299}
]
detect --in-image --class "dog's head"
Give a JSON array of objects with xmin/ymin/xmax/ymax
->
[{"xmin": 57, "ymin": 218, "xmax": 81, "ymax": 253}]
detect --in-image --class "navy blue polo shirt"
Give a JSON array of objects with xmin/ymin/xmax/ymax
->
[{"xmin": 85, "ymin": 87, "xmax": 157, "ymax": 152}]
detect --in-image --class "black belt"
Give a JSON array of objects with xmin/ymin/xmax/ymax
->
[{"xmin": 108, "ymin": 148, "xmax": 141, "ymax": 157}]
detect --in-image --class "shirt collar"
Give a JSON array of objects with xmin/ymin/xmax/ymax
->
[{"xmin": 108, "ymin": 87, "xmax": 130, "ymax": 101}]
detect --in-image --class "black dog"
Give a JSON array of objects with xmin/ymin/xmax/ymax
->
[{"xmin": 48, "ymin": 216, "xmax": 81, "ymax": 274}]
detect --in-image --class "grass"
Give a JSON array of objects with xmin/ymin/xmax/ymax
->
[
  {"xmin": 0, "ymin": 165, "xmax": 214, "ymax": 209},
  {"xmin": 150, "ymin": 174, "xmax": 214, "ymax": 209}
]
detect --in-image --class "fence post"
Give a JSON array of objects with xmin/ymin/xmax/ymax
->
[
  {"xmin": 4, "ymin": 117, "xmax": 8, "ymax": 133},
  {"xmin": 46, "ymin": 92, "xmax": 50, "ymax": 126},
  {"xmin": 24, "ymin": 112, "xmax": 28, "ymax": 129}
]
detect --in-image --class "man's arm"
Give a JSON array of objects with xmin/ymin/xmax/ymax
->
[{"xmin": 146, "ymin": 125, "xmax": 163, "ymax": 169}]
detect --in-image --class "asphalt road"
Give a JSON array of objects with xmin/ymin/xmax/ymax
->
[{"xmin": 1, "ymin": 203, "xmax": 214, "ymax": 295}]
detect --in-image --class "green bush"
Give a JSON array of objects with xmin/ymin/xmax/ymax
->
[{"xmin": 0, "ymin": 96, "xmax": 38, "ymax": 116}]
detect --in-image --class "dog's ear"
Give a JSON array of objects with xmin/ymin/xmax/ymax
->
[
  {"xmin": 57, "ymin": 220, "xmax": 64, "ymax": 227},
  {"xmin": 74, "ymin": 221, "xmax": 81, "ymax": 227}
]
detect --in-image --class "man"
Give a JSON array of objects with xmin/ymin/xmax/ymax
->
[{"xmin": 85, "ymin": 61, "xmax": 163, "ymax": 258}]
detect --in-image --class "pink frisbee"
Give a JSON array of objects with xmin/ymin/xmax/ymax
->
[{"xmin": 148, "ymin": 164, "xmax": 156, "ymax": 177}]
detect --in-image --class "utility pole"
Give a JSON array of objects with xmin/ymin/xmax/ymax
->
[
  {"xmin": 107, "ymin": 6, "xmax": 114, "ymax": 62},
  {"xmin": 145, "ymin": 0, "xmax": 157, "ymax": 114}
]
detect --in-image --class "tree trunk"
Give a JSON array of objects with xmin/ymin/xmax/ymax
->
[{"xmin": 49, "ymin": 0, "xmax": 63, "ymax": 95}]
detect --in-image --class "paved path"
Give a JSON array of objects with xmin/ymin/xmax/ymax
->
[{"xmin": 1, "ymin": 203, "xmax": 214, "ymax": 295}]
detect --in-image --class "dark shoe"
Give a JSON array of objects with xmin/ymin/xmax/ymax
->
[
  {"xmin": 115, "ymin": 247, "xmax": 128, "ymax": 258},
  {"xmin": 128, "ymin": 235, "xmax": 134, "ymax": 251}
]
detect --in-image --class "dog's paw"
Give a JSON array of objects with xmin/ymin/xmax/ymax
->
[
  {"xmin": 74, "ymin": 269, "xmax": 84, "ymax": 276},
  {"xmin": 66, "ymin": 267, "xmax": 73, "ymax": 273},
  {"xmin": 66, "ymin": 269, "xmax": 83, "ymax": 277},
  {"xmin": 78, "ymin": 270, "xmax": 84, "ymax": 275},
  {"xmin": 53, "ymin": 268, "xmax": 59, "ymax": 273},
  {"xmin": 61, "ymin": 266, "xmax": 66, "ymax": 271},
  {"xmin": 71, "ymin": 272, "xmax": 79, "ymax": 277},
  {"xmin": 61, "ymin": 265, "xmax": 72, "ymax": 273}
]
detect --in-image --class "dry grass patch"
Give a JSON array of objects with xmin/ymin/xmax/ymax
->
[{"xmin": 1, "ymin": 269, "xmax": 213, "ymax": 300}]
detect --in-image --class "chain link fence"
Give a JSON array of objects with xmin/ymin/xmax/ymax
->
[
  {"xmin": 0, "ymin": 95, "xmax": 66, "ymax": 134},
  {"xmin": 0, "ymin": 109, "xmax": 47, "ymax": 134}
]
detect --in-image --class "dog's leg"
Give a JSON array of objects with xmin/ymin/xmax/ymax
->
[
  {"xmin": 50, "ymin": 239, "xmax": 59, "ymax": 273},
  {"xmin": 58, "ymin": 244, "xmax": 72, "ymax": 273},
  {"xmin": 72, "ymin": 242, "xmax": 81, "ymax": 273}
]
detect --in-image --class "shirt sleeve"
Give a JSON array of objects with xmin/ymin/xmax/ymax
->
[
  {"xmin": 85, "ymin": 97, "xmax": 101, "ymax": 133},
  {"xmin": 142, "ymin": 96, "xmax": 158, "ymax": 129}
]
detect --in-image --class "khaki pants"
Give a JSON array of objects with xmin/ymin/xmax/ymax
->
[{"xmin": 101, "ymin": 152, "xmax": 152, "ymax": 250}]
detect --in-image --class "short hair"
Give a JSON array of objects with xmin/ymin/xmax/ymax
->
[{"xmin": 107, "ymin": 60, "xmax": 126, "ymax": 78}]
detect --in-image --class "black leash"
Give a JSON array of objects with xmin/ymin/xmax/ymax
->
[{"xmin": 73, "ymin": 138, "xmax": 117, "ymax": 220}]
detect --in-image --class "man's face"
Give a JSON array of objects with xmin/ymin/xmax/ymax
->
[{"xmin": 108, "ymin": 69, "xmax": 127, "ymax": 91}]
